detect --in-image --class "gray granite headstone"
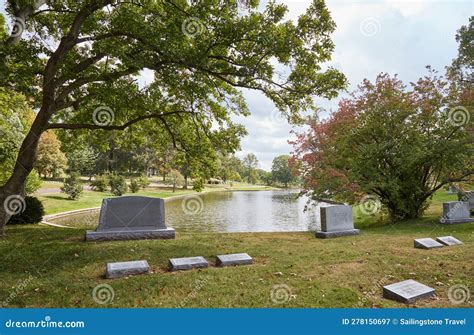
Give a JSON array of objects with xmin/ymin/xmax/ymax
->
[
  {"xmin": 435, "ymin": 236, "xmax": 463, "ymax": 246},
  {"xmin": 383, "ymin": 279, "xmax": 435, "ymax": 304},
  {"xmin": 440, "ymin": 201, "xmax": 474, "ymax": 224},
  {"xmin": 106, "ymin": 260, "xmax": 149, "ymax": 279},
  {"xmin": 86, "ymin": 196, "xmax": 175, "ymax": 241},
  {"xmin": 169, "ymin": 256, "xmax": 209, "ymax": 271},
  {"xmin": 414, "ymin": 238, "xmax": 444, "ymax": 249},
  {"xmin": 216, "ymin": 253, "xmax": 253, "ymax": 267},
  {"xmin": 315, "ymin": 205, "xmax": 360, "ymax": 238}
]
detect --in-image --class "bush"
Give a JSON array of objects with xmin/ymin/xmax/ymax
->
[
  {"xmin": 8, "ymin": 196, "xmax": 45, "ymax": 225},
  {"xmin": 137, "ymin": 175, "xmax": 150, "ymax": 189},
  {"xmin": 192, "ymin": 178, "xmax": 204, "ymax": 192},
  {"xmin": 129, "ymin": 178, "xmax": 140, "ymax": 193},
  {"xmin": 91, "ymin": 174, "xmax": 109, "ymax": 192},
  {"xmin": 109, "ymin": 174, "xmax": 127, "ymax": 196},
  {"xmin": 61, "ymin": 172, "xmax": 83, "ymax": 200}
]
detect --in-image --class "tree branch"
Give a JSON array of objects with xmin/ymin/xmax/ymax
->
[{"xmin": 47, "ymin": 110, "xmax": 192, "ymax": 130}]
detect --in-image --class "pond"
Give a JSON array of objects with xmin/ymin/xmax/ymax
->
[{"xmin": 48, "ymin": 190, "xmax": 322, "ymax": 233}]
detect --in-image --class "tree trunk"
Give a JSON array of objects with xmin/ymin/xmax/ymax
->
[
  {"xmin": 0, "ymin": 110, "xmax": 49, "ymax": 235},
  {"xmin": 183, "ymin": 175, "xmax": 188, "ymax": 190}
]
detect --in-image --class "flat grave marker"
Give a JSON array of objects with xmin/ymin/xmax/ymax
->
[
  {"xmin": 435, "ymin": 236, "xmax": 463, "ymax": 246},
  {"xmin": 106, "ymin": 260, "xmax": 149, "ymax": 279},
  {"xmin": 216, "ymin": 253, "xmax": 253, "ymax": 267},
  {"xmin": 383, "ymin": 279, "xmax": 435, "ymax": 304},
  {"xmin": 169, "ymin": 256, "xmax": 209, "ymax": 272},
  {"xmin": 414, "ymin": 238, "xmax": 444, "ymax": 249}
]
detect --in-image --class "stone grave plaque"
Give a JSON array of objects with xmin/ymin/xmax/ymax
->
[
  {"xmin": 169, "ymin": 256, "xmax": 209, "ymax": 271},
  {"xmin": 383, "ymin": 279, "xmax": 435, "ymax": 304},
  {"xmin": 414, "ymin": 238, "xmax": 444, "ymax": 249},
  {"xmin": 435, "ymin": 236, "xmax": 463, "ymax": 246},
  {"xmin": 216, "ymin": 253, "xmax": 253, "ymax": 267},
  {"xmin": 106, "ymin": 260, "xmax": 149, "ymax": 279}
]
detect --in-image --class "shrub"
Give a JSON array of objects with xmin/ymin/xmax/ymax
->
[
  {"xmin": 61, "ymin": 172, "xmax": 83, "ymax": 200},
  {"xmin": 109, "ymin": 174, "xmax": 127, "ymax": 196},
  {"xmin": 137, "ymin": 175, "xmax": 150, "ymax": 189},
  {"xmin": 129, "ymin": 178, "xmax": 140, "ymax": 193},
  {"xmin": 8, "ymin": 196, "xmax": 45, "ymax": 225},
  {"xmin": 91, "ymin": 174, "xmax": 109, "ymax": 192},
  {"xmin": 192, "ymin": 178, "xmax": 204, "ymax": 192}
]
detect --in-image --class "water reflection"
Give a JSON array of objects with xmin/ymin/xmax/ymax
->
[
  {"xmin": 165, "ymin": 190, "xmax": 321, "ymax": 232},
  {"xmin": 49, "ymin": 190, "xmax": 322, "ymax": 233}
]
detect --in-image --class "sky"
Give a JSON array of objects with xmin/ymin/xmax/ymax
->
[
  {"xmin": 1, "ymin": 0, "xmax": 472, "ymax": 170},
  {"xmin": 233, "ymin": 0, "xmax": 473, "ymax": 170}
]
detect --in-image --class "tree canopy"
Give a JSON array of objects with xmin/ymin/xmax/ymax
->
[{"xmin": 0, "ymin": 0, "xmax": 345, "ymax": 233}]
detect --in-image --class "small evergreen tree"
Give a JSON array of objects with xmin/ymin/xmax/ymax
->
[
  {"xmin": 137, "ymin": 175, "xmax": 150, "ymax": 190},
  {"xmin": 129, "ymin": 179, "xmax": 140, "ymax": 193},
  {"xmin": 109, "ymin": 174, "xmax": 127, "ymax": 196},
  {"xmin": 91, "ymin": 174, "xmax": 109, "ymax": 192},
  {"xmin": 61, "ymin": 172, "xmax": 83, "ymax": 200}
]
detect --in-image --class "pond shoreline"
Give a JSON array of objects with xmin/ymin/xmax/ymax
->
[{"xmin": 41, "ymin": 187, "xmax": 291, "ymax": 229}]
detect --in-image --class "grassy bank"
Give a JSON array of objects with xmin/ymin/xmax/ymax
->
[{"xmin": 1, "ymin": 191, "xmax": 472, "ymax": 308}]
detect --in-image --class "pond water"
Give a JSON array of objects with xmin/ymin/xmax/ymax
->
[{"xmin": 48, "ymin": 190, "xmax": 322, "ymax": 233}]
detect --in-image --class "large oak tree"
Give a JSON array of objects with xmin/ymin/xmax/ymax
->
[{"xmin": 0, "ymin": 0, "xmax": 345, "ymax": 235}]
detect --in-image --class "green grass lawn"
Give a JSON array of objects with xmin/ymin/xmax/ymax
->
[
  {"xmin": 39, "ymin": 189, "xmax": 194, "ymax": 215},
  {"xmin": 1, "ymin": 189, "xmax": 472, "ymax": 308}
]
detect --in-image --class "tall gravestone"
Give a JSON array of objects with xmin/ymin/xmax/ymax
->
[
  {"xmin": 439, "ymin": 201, "xmax": 474, "ymax": 224},
  {"xmin": 85, "ymin": 196, "xmax": 175, "ymax": 241},
  {"xmin": 315, "ymin": 205, "xmax": 360, "ymax": 238}
]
